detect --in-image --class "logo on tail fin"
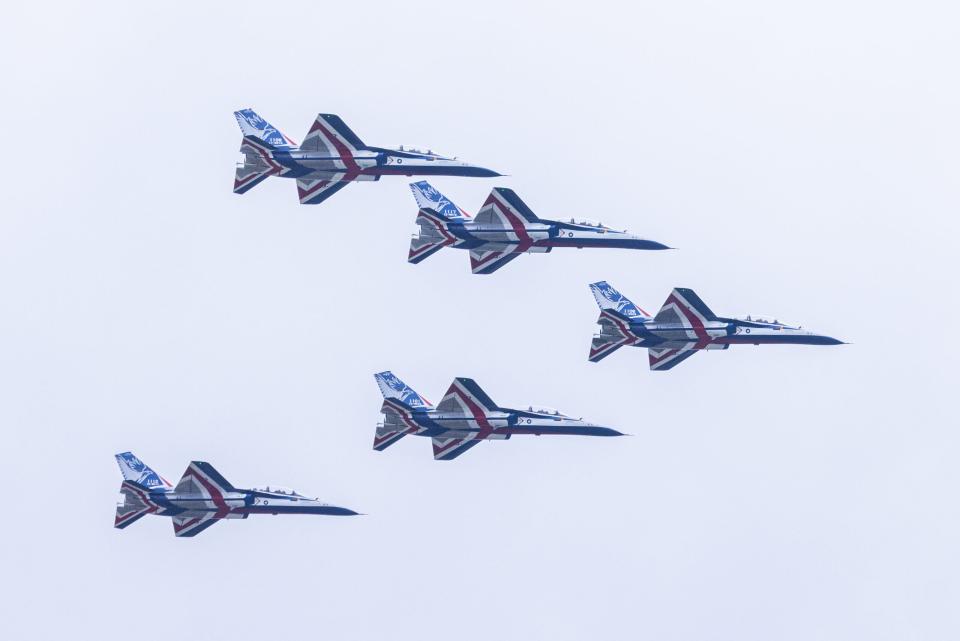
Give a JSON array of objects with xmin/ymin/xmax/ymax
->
[
  {"xmin": 115, "ymin": 452, "xmax": 170, "ymax": 489},
  {"xmin": 589, "ymin": 282, "xmax": 649, "ymax": 319},
  {"xmin": 375, "ymin": 371, "xmax": 430, "ymax": 409},
  {"xmin": 410, "ymin": 182, "xmax": 467, "ymax": 220},
  {"xmin": 234, "ymin": 109, "xmax": 296, "ymax": 148}
]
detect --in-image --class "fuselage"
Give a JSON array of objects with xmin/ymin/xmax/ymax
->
[
  {"xmin": 438, "ymin": 219, "xmax": 668, "ymax": 252},
  {"xmin": 385, "ymin": 404, "xmax": 622, "ymax": 440},
  {"xmin": 620, "ymin": 317, "xmax": 843, "ymax": 349},
  {"xmin": 138, "ymin": 487, "xmax": 357, "ymax": 518},
  {"xmin": 258, "ymin": 147, "xmax": 499, "ymax": 181}
]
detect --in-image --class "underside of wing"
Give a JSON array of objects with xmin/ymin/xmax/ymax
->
[
  {"xmin": 172, "ymin": 512, "xmax": 221, "ymax": 537},
  {"xmin": 469, "ymin": 248, "xmax": 522, "ymax": 274},
  {"xmin": 431, "ymin": 436, "xmax": 482, "ymax": 461},
  {"xmin": 297, "ymin": 176, "xmax": 351, "ymax": 205},
  {"xmin": 648, "ymin": 346, "xmax": 699, "ymax": 371}
]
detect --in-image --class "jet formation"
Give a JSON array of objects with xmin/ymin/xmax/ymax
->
[
  {"xmin": 233, "ymin": 109, "xmax": 500, "ymax": 205},
  {"xmin": 407, "ymin": 181, "xmax": 669, "ymax": 274},
  {"xmin": 114, "ymin": 452, "xmax": 357, "ymax": 537},
  {"xmin": 373, "ymin": 371, "xmax": 623, "ymax": 460},
  {"xmin": 588, "ymin": 281, "xmax": 843, "ymax": 370}
]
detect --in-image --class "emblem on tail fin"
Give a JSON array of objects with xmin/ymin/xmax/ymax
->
[
  {"xmin": 234, "ymin": 109, "xmax": 296, "ymax": 148},
  {"xmin": 115, "ymin": 452, "xmax": 170, "ymax": 489},
  {"xmin": 374, "ymin": 371, "xmax": 431, "ymax": 409},
  {"xmin": 589, "ymin": 281, "xmax": 649, "ymax": 319},
  {"xmin": 409, "ymin": 181, "xmax": 468, "ymax": 220}
]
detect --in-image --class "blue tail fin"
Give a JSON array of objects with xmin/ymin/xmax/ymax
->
[
  {"xmin": 589, "ymin": 281, "xmax": 650, "ymax": 320},
  {"xmin": 234, "ymin": 108, "xmax": 297, "ymax": 149},
  {"xmin": 409, "ymin": 181, "xmax": 468, "ymax": 221},
  {"xmin": 115, "ymin": 452, "xmax": 171, "ymax": 489},
  {"xmin": 374, "ymin": 371, "xmax": 432, "ymax": 409}
]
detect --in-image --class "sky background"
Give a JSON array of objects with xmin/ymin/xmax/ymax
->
[{"xmin": 2, "ymin": 2, "xmax": 959, "ymax": 639}]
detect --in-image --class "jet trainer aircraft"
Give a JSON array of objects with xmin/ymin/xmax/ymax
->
[
  {"xmin": 373, "ymin": 371, "xmax": 623, "ymax": 460},
  {"xmin": 588, "ymin": 281, "xmax": 844, "ymax": 371},
  {"xmin": 407, "ymin": 181, "xmax": 669, "ymax": 274},
  {"xmin": 113, "ymin": 452, "xmax": 357, "ymax": 537},
  {"xmin": 233, "ymin": 109, "xmax": 500, "ymax": 205}
]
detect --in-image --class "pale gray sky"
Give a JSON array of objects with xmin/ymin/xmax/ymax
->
[{"xmin": 2, "ymin": 2, "xmax": 959, "ymax": 640}]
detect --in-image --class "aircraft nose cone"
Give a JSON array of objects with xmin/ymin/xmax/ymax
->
[
  {"xmin": 594, "ymin": 426, "xmax": 626, "ymax": 437},
  {"xmin": 326, "ymin": 506, "xmax": 360, "ymax": 516},
  {"xmin": 644, "ymin": 240, "xmax": 671, "ymax": 250}
]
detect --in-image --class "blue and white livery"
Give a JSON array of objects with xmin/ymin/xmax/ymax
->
[
  {"xmin": 114, "ymin": 452, "xmax": 357, "ymax": 537},
  {"xmin": 407, "ymin": 182, "xmax": 669, "ymax": 274},
  {"xmin": 588, "ymin": 281, "xmax": 844, "ymax": 371},
  {"xmin": 373, "ymin": 371, "xmax": 623, "ymax": 461},
  {"xmin": 233, "ymin": 109, "xmax": 500, "ymax": 205}
]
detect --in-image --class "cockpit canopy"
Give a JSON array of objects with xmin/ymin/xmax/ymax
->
[
  {"xmin": 394, "ymin": 145, "xmax": 453, "ymax": 159},
  {"xmin": 566, "ymin": 217, "xmax": 618, "ymax": 230},
  {"xmin": 253, "ymin": 485, "xmax": 307, "ymax": 498},
  {"xmin": 526, "ymin": 405, "xmax": 570, "ymax": 418},
  {"xmin": 737, "ymin": 314, "xmax": 798, "ymax": 328}
]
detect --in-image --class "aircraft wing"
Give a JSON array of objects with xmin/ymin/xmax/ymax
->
[
  {"xmin": 297, "ymin": 176, "xmax": 351, "ymax": 205},
  {"xmin": 432, "ymin": 435, "xmax": 482, "ymax": 461},
  {"xmin": 172, "ymin": 512, "xmax": 221, "ymax": 537},
  {"xmin": 648, "ymin": 345, "xmax": 699, "ymax": 371},
  {"xmin": 469, "ymin": 248, "xmax": 522, "ymax": 275}
]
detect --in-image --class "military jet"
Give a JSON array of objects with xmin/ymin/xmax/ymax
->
[
  {"xmin": 372, "ymin": 371, "xmax": 623, "ymax": 460},
  {"xmin": 407, "ymin": 181, "xmax": 669, "ymax": 274},
  {"xmin": 113, "ymin": 452, "xmax": 357, "ymax": 537},
  {"xmin": 233, "ymin": 109, "xmax": 500, "ymax": 205},
  {"xmin": 588, "ymin": 281, "xmax": 844, "ymax": 370}
]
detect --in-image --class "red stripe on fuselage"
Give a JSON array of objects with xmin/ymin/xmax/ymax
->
[
  {"xmin": 187, "ymin": 466, "xmax": 230, "ymax": 519},
  {"xmin": 308, "ymin": 121, "xmax": 360, "ymax": 179},
  {"xmin": 486, "ymin": 193, "xmax": 533, "ymax": 251},
  {"xmin": 667, "ymin": 294, "xmax": 711, "ymax": 348}
]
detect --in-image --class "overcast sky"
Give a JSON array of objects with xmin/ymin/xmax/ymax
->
[{"xmin": 2, "ymin": 2, "xmax": 959, "ymax": 640}]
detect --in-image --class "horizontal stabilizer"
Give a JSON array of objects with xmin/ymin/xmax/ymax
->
[
  {"xmin": 115, "ymin": 480, "xmax": 158, "ymax": 529},
  {"xmin": 409, "ymin": 209, "xmax": 457, "ymax": 264},
  {"xmin": 373, "ymin": 425, "xmax": 408, "ymax": 451},
  {"xmin": 235, "ymin": 136, "xmax": 282, "ymax": 194}
]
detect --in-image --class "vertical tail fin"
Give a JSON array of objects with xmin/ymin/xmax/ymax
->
[
  {"xmin": 374, "ymin": 371, "xmax": 431, "ymax": 409},
  {"xmin": 589, "ymin": 281, "xmax": 650, "ymax": 320},
  {"xmin": 115, "ymin": 452, "xmax": 171, "ymax": 489},
  {"xmin": 409, "ymin": 181, "xmax": 469, "ymax": 220},
  {"xmin": 234, "ymin": 109, "xmax": 297, "ymax": 149}
]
